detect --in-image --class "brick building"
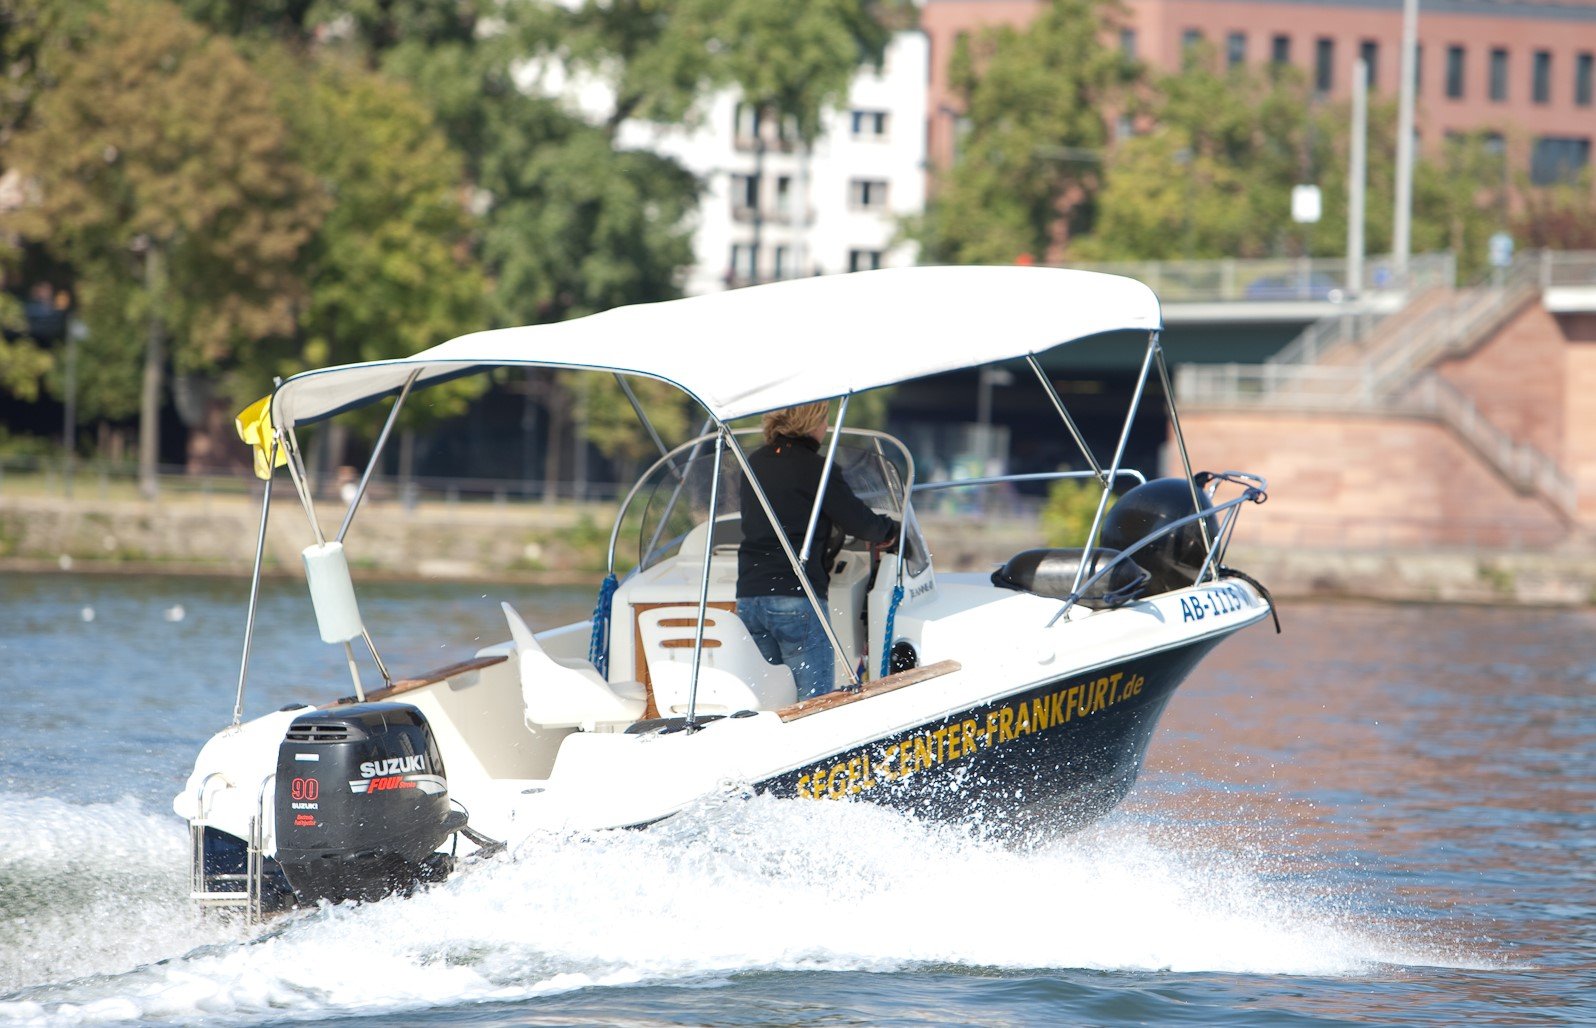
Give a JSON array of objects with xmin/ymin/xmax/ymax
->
[{"xmin": 922, "ymin": 0, "xmax": 1596, "ymax": 183}]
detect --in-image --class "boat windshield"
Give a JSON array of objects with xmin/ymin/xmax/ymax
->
[{"xmin": 626, "ymin": 431, "xmax": 927, "ymax": 577}]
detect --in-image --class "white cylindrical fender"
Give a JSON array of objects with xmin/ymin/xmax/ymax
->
[{"xmin": 302, "ymin": 541, "xmax": 364, "ymax": 644}]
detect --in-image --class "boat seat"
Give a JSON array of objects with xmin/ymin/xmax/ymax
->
[
  {"xmin": 990, "ymin": 548, "xmax": 1151, "ymax": 609},
  {"xmin": 636, "ymin": 605, "xmax": 797, "ymax": 715},
  {"xmin": 502, "ymin": 602, "xmax": 647, "ymax": 730}
]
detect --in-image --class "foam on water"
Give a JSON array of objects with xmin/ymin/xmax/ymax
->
[{"xmin": 0, "ymin": 791, "xmax": 1496, "ymax": 1026}]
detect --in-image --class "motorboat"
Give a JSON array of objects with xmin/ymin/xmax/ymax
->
[{"xmin": 174, "ymin": 266, "xmax": 1275, "ymax": 916}]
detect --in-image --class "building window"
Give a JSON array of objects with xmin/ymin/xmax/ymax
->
[
  {"xmin": 773, "ymin": 246, "xmax": 791, "ymax": 280},
  {"xmin": 730, "ymin": 173, "xmax": 760, "ymax": 217},
  {"xmin": 848, "ymin": 178, "xmax": 889, "ymax": 211},
  {"xmin": 730, "ymin": 243, "xmax": 759, "ymax": 282},
  {"xmin": 850, "ymin": 109, "xmax": 888, "ymax": 140},
  {"xmin": 847, "ymin": 249, "xmax": 883, "ymax": 273},
  {"xmin": 1315, "ymin": 38, "xmax": 1334, "ymax": 93},
  {"xmin": 1182, "ymin": 28, "xmax": 1204, "ymax": 66},
  {"xmin": 1490, "ymin": 48, "xmax": 1508, "ymax": 102},
  {"xmin": 1531, "ymin": 136, "xmax": 1590, "ymax": 185},
  {"xmin": 1227, "ymin": 32, "xmax": 1246, "ymax": 69},
  {"xmin": 1271, "ymin": 34, "xmax": 1291, "ymax": 66},
  {"xmin": 1446, "ymin": 45, "xmax": 1465, "ymax": 99},
  {"xmin": 733, "ymin": 103, "xmax": 761, "ymax": 145},
  {"xmin": 1578, "ymin": 52, "xmax": 1594, "ymax": 107},
  {"xmin": 775, "ymin": 176, "xmax": 794, "ymax": 219},
  {"xmin": 1359, "ymin": 40, "xmax": 1379, "ymax": 90},
  {"xmin": 1413, "ymin": 44, "xmax": 1423, "ymax": 96},
  {"xmin": 1533, "ymin": 50, "xmax": 1552, "ymax": 104},
  {"xmin": 1120, "ymin": 28, "xmax": 1137, "ymax": 60}
]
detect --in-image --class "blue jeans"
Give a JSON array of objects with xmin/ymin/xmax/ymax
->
[{"xmin": 737, "ymin": 594, "xmax": 836, "ymax": 700}]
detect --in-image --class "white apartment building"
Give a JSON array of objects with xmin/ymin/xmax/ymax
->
[{"xmin": 616, "ymin": 31, "xmax": 929, "ymax": 296}]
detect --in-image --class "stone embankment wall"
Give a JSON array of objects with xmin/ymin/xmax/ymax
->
[
  {"xmin": 3, "ymin": 491, "xmax": 1593, "ymax": 605},
  {"xmin": 0, "ymin": 491, "xmax": 611, "ymax": 582}
]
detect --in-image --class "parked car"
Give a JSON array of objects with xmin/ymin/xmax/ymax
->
[{"xmin": 1244, "ymin": 272, "xmax": 1345, "ymax": 303}]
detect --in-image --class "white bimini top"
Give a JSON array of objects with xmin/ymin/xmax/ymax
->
[{"xmin": 269, "ymin": 265, "xmax": 1163, "ymax": 427}]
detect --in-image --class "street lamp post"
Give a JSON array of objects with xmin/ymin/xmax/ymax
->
[{"xmin": 1393, "ymin": 0, "xmax": 1419, "ymax": 282}]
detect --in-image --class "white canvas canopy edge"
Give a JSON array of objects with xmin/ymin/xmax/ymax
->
[{"xmin": 269, "ymin": 265, "xmax": 1163, "ymax": 428}]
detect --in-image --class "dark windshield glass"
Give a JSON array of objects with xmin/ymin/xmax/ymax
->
[{"xmin": 630, "ymin": 433, "xmax": 925, "ymax": 576}]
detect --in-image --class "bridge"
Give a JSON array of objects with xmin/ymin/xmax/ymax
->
[{"xmin": 1167, "ymin": 250, "xmax": 1596, "ymax": 550}]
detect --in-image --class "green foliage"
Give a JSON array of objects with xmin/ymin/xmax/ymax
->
[
  {"xmin": 0, "ymin": 0, "xmax": 101, "ymax": 145},
  {"xmin": 525, "ymin": 0, "xmax": 891, "ymax": 140},
  {"xmin": 0, "ymin": 339, "xmax": 53, "ymax": 403},
  {"xmin": 930, "ymin": 26, "xmax": 1530, "ymax": 270},
  {"xmin": 253, "ymin": 49, "xmax": 489, "ymax": 424},
  {"xmin": 4, "ymin": 0, "xmax": 325, "ymax": 390},
  {"xmin": 915, "ymin": 0, "xmax": 1139, "ymax": 264},
  {"xmin": 0, "ymin": 293, "xmax": 53, "ymax": 402},
  {"xmin": 1041, "ymin": 476, "xmax": 1112, "ymax": 548},
  {"xmin": 177, "ymin": 0, "xmax": 480, "ymax": 52},
  {"xmin": 1080, "ymin": 56, "xmax": 1337, "ymax": 260},
  {"xmin": 1512, "ymin": 168, "xmax": 1596, "ymax": 252},
  {"xmin": 576, "ymin": 375, "xmax": 695, "ymax": 465},
  {"xmin": 1410, "ymin": 131, "xmax": 1512, "ymax": 278}
]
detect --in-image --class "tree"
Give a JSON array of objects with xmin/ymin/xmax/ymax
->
[
  {"xmin": 3, "ymin": 0, "xmax": 324, "ymax": 493},
  {"xmin": 251, "ymin": 51, "xmax": 488, "ymax": 461},
  {"xmin": 914, "ymin": 0, "xmax": 1140, "ymax": 265},
  {"xmin": 175, "ymin": 0, "xmax": 478, "ymax": 52},
  {"xmin": 528, "ymin": 0, "xmax": 893, "ymax": 139},
  {"xmin": 0, "ymin": 279, "xmax": 53, "ymax": 404},
  {"xmin": 1079, "ymin": 54, "xmax": 1338, "ymax": 260},
  {"xmin": 1511, "ymin": 163, "xmax": 1596, "ymax": 253}
]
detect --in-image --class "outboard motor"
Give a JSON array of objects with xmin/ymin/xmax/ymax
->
[
  {"xmin": 274, "ymin": 702, "xmax": 466, "ymax": 904},
  {"xmin": 1100, "ymin": 476, "xmax": 1220, "ymax": 594}
]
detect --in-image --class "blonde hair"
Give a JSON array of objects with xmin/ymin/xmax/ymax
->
[{"xmin": 761, "ymin": 402, "xmax": 831, "ymax": 445}]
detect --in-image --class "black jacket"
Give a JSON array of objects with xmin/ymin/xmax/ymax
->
[{"xmin": 736, "ymin": 435, "xmax": 898, "ymax": 598}]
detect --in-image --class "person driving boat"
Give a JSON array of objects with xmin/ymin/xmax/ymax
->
[{"xmin": 736, "ymin": 402, "xmax": 899, "ymax": 699}]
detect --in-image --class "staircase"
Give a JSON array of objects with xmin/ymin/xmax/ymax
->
[{"xmin": 1178, "ymin": 253, "xmax": 1577, "ymax": 521}]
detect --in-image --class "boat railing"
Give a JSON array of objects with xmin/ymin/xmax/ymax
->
[
  {"xmin": 1047, "ymin": 478, "xmax": 1268, "ymax": 625},
  {"xmin": 606, "ymin": 427, "xmax": 917, "ymax": 577},
  {"xmin": 910, "ymin": 468, "xmax": 1148, "ymax": 494}
]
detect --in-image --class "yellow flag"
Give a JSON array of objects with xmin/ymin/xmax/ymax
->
[{"xmin": 235, "ymin": 394, "xmax": 287, "ymax": 480}]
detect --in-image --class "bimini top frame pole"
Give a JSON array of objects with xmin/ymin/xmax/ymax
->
[
  {"xmin": 232, "ymin": 433, "xmax": 279, "ymax": 727},
  {"xmin": 684, "ymin": 429, "xmax": 726, "ymax": 727},
  {"xmin": 336, "ymin": 368, "xmax": 421, "ymax": 544},
  {"xmin": 1154, "ymin": 347, "xmax": 1216, "ymax": 571},
  {"xmin": 1052, "ymin": 333, "xmax": 1161, "ymax": 624}
]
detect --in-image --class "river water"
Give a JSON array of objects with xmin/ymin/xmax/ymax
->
[{"xmin": 0, "ymin": 571, "xmax": 1591, "ymax": 1026}]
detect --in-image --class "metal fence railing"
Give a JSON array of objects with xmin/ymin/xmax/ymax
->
[
  {"xmin": 0, "ymin": 458, "xmax": 630, "ymax": 508},
  {"xmin": 1068, "ymin": 252, "xmax": 1455, "ymax": 304},
  {"xmin": 1538, "ymin": 249, "xmax": 1596, "ymax": 288}
]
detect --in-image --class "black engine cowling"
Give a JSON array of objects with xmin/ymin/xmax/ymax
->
[
  {"xmin": 1099, "ymin": 476, "xmax": 1220, "ymax": 594},
  {"xmin": 274, "ymin": 702, "xmax": 465, "ymax": 904},
  {"xmin": 991, "ymin": 547, "xmax": 1150, "ymax": 608}
]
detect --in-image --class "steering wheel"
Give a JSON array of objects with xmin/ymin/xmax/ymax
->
[{"xmin": 822, "ymin": 523, "xmax": 848, "ymax": 567}]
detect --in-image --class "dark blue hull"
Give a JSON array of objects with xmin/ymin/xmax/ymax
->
[{"xmin": 755, "ymin": 637, "xmax": 1221, "ymax": 832}]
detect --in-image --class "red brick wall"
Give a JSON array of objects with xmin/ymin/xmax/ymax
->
[
  {"xmin": 1437, "ymin": 301, "xmax": 1567, "ymax": 460},
  {"xmin": 1178, "ymin": 409, "xmax": 1569, "ymax": 550},
  {"xmin": 1561, "ymin": 314, "xmax": 1596, "ymax": 523}
]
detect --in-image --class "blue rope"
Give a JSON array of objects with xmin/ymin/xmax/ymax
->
[
  {"xmin": 879, "ymin": 583, "xmax": 905, "ymax": 679},
  {"xmin": 587, "ymin": 572, "xmax": 618, "ymax": 676}
]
